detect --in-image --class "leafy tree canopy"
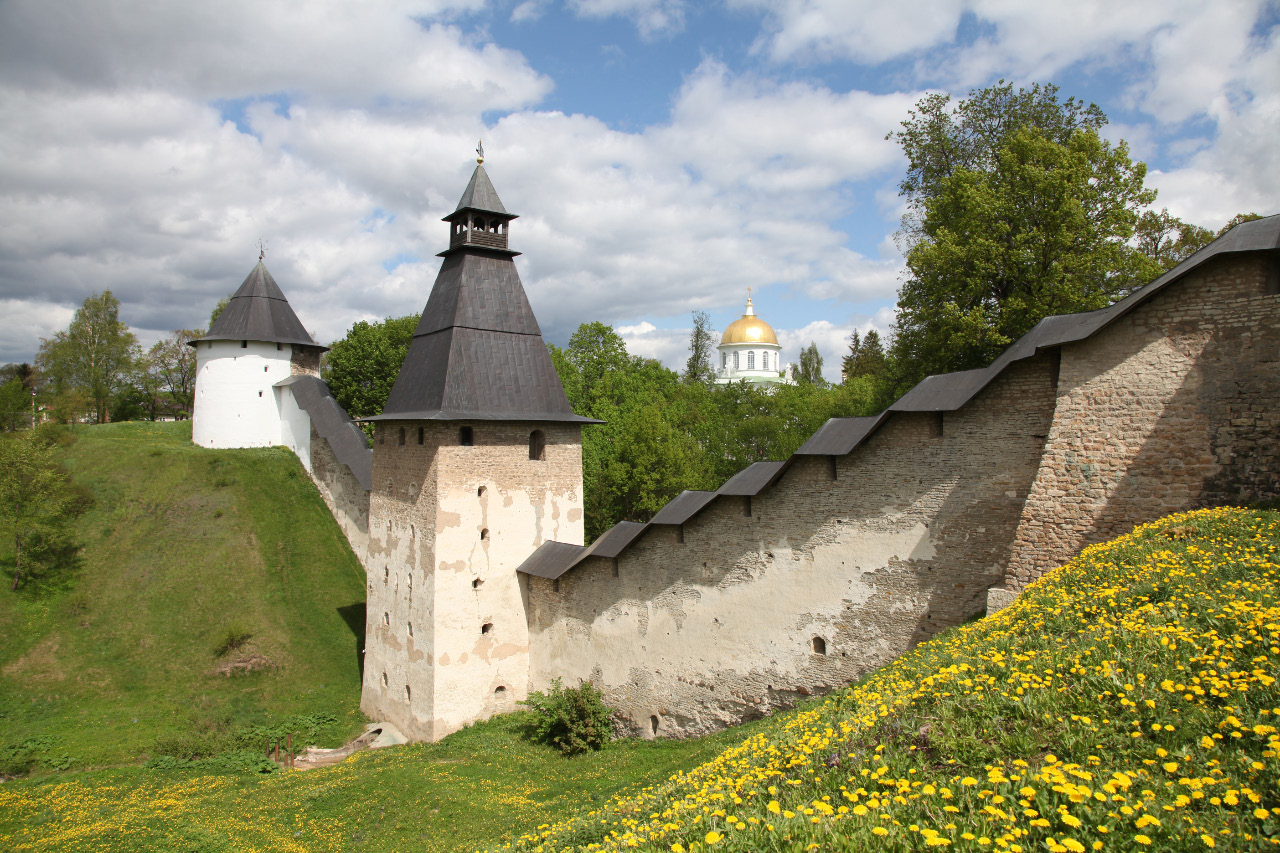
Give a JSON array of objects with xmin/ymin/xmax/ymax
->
[
  {"xmin": 0, "ymin": 430, "xmax": 90, "ymax": 591},
  {"xmin": 322, "ymin": 315, "xmax": 419, "ymax": 418},
  {"xmin": 889, "ymin": 83, "xmax": 1162, "ymax": 385},
  {"xmin": 791, "ymin": 342, "xmax": 825, "ymax": 386},
  {"xmin": 36, "ymin": 291, "xmax": 139, "ymax": 424},
  {"xmin": 682, "ymin": 310, "xmax": 716, "ymax": 385}
]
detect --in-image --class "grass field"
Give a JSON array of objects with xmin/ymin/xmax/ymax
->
[{"xmin": 0, "ymin": 421, "xmax": 369, "ymax": 771}]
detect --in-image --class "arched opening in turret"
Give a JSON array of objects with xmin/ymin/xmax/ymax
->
[
  {"xmin": 811, "ymin": 636, "xmax": 827, "ymax": 655},
  {"xmin": 747, "ymin": 351, "xmax": 755, "ymax": 369},
  {"xmin": 762, "ymin": 352, "xmax": 770, "ymax": 370},
  {"xmin": 529, "ymin": 430, "xmax": 546, "ymax": 461}
]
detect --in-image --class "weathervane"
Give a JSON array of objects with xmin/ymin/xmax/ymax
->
[
  {"xmin": 258, "ymin": 237, "xmax": 268, "ymax": 261},
  {"xmin": 476, "ymin": 140, "xmax": 484, "ymax": 165}
]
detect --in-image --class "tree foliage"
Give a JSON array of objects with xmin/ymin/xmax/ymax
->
[
  {"xmin": 520, "ymin": 678, "xmax": 613, "ymax": 755},
  {"xmin": 682, "ymin": 310, "xmax": 716, "ymax": 385},
  {"xmin": 1134, "ymin": 208, "xmax": 1216, "ymax": 272},
  {"xmin": 889, "ymin": 83, "xmax": 1160, "ymax": 385},
  {"xmin": 36, "ymin": 291, "xmax": 139, "ymax": 424},
  {"xmin": 148, "ymin": 330, "xmax": 202, "ymax": 417},
  {"xmin": 0, "ymin": 430, "xmax": 90, "ymax": 591},
  {"xmin": 791, "ymin": 342, "xmax": 825, "ymax": 386},
  {"xmin": 322, "ymin": 315, "xmax": 419, "ymax": 418},
  {"xmin": 0, "ymin": 378, "xmax": 31, "ymax": 432}
]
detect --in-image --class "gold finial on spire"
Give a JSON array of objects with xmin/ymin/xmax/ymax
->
[
  {"xmin": 745, "ymin": 287, "xmax": 755, "ymax": 315},
  {"xmin": 476, "ymin": 140, "xmax": 484, "ymax": 165}
]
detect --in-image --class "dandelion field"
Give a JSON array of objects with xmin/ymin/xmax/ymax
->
[{"xmin": 499, "ymin": 507, "xmax": 1280, "ymax": 852}]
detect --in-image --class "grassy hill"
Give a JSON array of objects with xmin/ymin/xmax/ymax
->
[{"xmin": 0, "ymin": 421, "xmax": 369, "ymax": 770}]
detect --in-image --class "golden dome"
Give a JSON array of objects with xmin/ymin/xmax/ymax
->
[{"xmin": 720, "ymin": 294, "xmax": 778, "ymax": 345}]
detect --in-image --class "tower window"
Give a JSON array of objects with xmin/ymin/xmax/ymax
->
[
  {"xmin": 747, "ymin": 351, "xmax": 755, "ymax": 369},
  {"xmin": 459, "ymin": 426, "xmax": 473, "ymax": 446},
  {"xmin": 733, "ymin": 351, "xmax": 739, "ymax": 369},
  {"xmin": 277, "ymin": 343, "xmax": 282, "ymax": 351},
  {"xmin": 721, "ymin": 352, "xmax": 727, "ymax": 368},
  {"xmin": 241, "ymin": 340, "xmax": 247, "ymax": 348},
  {"xmin": 263, "ymin": 365, "xmax": 268, "ymax": 372},
  {"xmin": 398, "ymin": 427, "xmax": 406, "ymax": 446},
  {"xmin": 930, "ymin": 412, "xmax": 944, "ymax": 438},
  {"xmin": 529, "ymin": 430, "xmax": 546, "ymax": 461},
  {"xmin": 811, "ymin": 636, "xmax": 827, "ymax": 655},
  {"xmin": 418, "ymin": 427, "xmax": 424, "ymax": 445},
  {"xmin": 762, "ymin": 352, "xmax": 769, "ymax": 370}
]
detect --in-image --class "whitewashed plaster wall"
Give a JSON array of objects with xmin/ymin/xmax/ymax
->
[{"xmin": 192, "ymin": 340, "xmax": 293, "ymax": 448}]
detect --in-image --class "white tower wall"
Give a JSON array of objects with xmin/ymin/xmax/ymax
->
[{"xmin": 192, "ymin": 340, "xmax": 294, "ymax": 448}]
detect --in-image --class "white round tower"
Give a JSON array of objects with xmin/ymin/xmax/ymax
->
[{"xmin": 190, "ymin": 260, "xmax": 324, "ymax": 449}]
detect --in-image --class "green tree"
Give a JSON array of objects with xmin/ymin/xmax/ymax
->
[
  {"xmin": 148, "ymin": 330, "xmax": 202, "ymax": 417},
  {"xmin": 0, "ymin": 431, "xmax": 86, "ymax": 590},
  {"xmin": 890, "ymin": 109, "xmax": 1157, "ymax": 383},
  {"xmin": 0, "ymin": 379, "xmax": 29, "ymax": 432},
  {"xmin": 791, "ymin": 342, "xmax": 825, "ymax": 386},
  {"xmin": 208, "ymin": 295, "xmax": 232, "ymax": 327},
  {"xmin": 1134, "ymin": 208, "xmax": 1216, "ymax": 272},
  {"xmin": 322, "ymin": 315, "xmax": 420, "ymax": 417},
  {"xmin": 891, "ymin": 80, "xmax": 1106, "ymax": 243},
  {"xmin": 841, "ymin": 329, "xmax": 887, "ymax": 383},
  {"xmin": 36, "ymin": 291, "xmax": 139, "ymax": 424},
  {"xmin": 1217, "ymin": 212, "xmax": 1264, "ymax": 236},
  {"xmin": 682, "ymin": 310, "xmax": 716, "ymax": 385}
]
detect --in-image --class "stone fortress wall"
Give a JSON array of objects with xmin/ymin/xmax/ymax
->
[{"xmin": 520, "ymin": 236, "xmax": 1280, "ymax": 738}]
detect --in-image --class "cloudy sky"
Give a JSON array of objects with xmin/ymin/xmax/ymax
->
[{"xmin": 1, "ymin": 0, "xmax": 1277, "ymax": 382}]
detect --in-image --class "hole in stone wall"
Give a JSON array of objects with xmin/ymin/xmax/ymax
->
[
  {"xmin": 611, "ymin": 558, "xmax": 619, "ymax": 578},
  {"xmin": 472, "ymin": 578, "xmax": 483, "ymax": 589},
  {"xmin": 676, "ymin": 525, "xmax": 684, "ymax": 544},
  {"xmin": 418, "ymin": 427, "xmax": 424, "ymax": 445},
  {"xmin": 241, "ymin": 340, "xmax": 247, "ymax": 348},
  {"xmin": 494, "ymin": 685, "xmax": 506, "ymax": 694},
  {"xmin": 650, "ymin": 715, "xmax": 659, "ymax": 735},
  {"xmin": 398, "ymin": 427, "xmax": 406, "ymax": 446},
  {"xmin": 1267, "ymin": 257, "xmax": 1280, "ymax": 295},
  {"xmin": 827, "ymin": 456, "xmax": 838, "ymax": 480},
  {"xmin": 529, "ymin": 430, "xmax": 546, "ymax": 461},
  {"xmin": 408, "ymin": 622, "xmax": 413, "ymax": 637},
  {"xmin": 405, "ymin": 684, "xmax": 411, "ymax": 702},
  {"xmin": 383, "ymin": 566, "xmax": 389, "ymax": 583},
  {"xmin": 743, "ymin": 497, "xmax": 752, "ymax": 517},
  {"xmin": 930, "ymin": 412, "xmax": 944, "ymax": 438},
  {"xmin": 263, "ymin": 365, "xmax": 268, "ymax": 372},
  {"xmin": 381, "ymin": 672, "xmax": 388, "ymax": 687},
  {"xmin": 811, "ymin": 636, "xmax": 827, "ymax": 655},
  {"xmin": 480, "ymin": 528, "xmax": 489, "ymax": 541},
  {"xmin": 383, "ymin": 612, "xmax": 390, "ymax": 626},
  {"xmin": 258, "ymin": 391, "xmax": 262, "ymax": 397},
  {"xmin": 477, "ymin": 485, "xmax": 486, "ymax": 497},
  {"xmin": 552, "ymin": 579, "xmax": 560, "ymax": 592},
  {"xmin": 459, "ymin": 426, "xmax": 473, "ymax": 446},
  {"xmin": 481, "ymin": 622, "xmax": 493, "ymax": 634}
]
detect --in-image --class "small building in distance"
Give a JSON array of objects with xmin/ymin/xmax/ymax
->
[{"xmin": 714, "ymin": 292, "xmax": 790, "ymax": 386}]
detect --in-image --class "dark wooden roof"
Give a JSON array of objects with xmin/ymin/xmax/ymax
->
[
  {"xmin": 451, "ymin": 164, "xmax": 510, "ymax": 217},
  {"xmin": 370, "ymin": 168, "xmax": 596, "ymax": 424},
  {"xmin": 516, "ymin": 213, "xmax": 1280, "ymax": 581},
  {"xmin": 191, "ymin": 261, "xmax": 322, "ymax": 349}
]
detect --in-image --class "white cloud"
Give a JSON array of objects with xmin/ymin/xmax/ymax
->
[
  {"xmin": 0, "ymin": 1, "xmax": 550, "ymax": 112},
  {"xmin": 568, "ymin": 0, "xmax": 686, "ymax": 38}
]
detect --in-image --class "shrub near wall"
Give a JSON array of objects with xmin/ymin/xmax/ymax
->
[{"xmin": 501, "ymin": 507, "xmax": 1280, "ymax": 852}]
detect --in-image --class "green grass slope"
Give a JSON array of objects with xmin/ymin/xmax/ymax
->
[{"xmin": 0, "ymin": 422, "xmax": 368, "ymax": 772}]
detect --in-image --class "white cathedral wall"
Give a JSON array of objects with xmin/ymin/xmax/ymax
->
[{"xmin": 191, "ymin": 341, "xmax": 293, "ymax": 448}]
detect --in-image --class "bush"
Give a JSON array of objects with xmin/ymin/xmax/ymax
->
[
  {"xmin": 520, "ymin": 678, "xmax": 613, "ymax": 755},
  {"xmin": 212, "ymin": 623, "xmax": 253, "ymax": 658}
]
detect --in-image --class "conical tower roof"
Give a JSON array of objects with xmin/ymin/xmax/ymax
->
[
  {"xmin": 451, "ymin": 163, "xmax": 509, "ymax": 216},
  {"xmin": 192, "ymin": 260, "xmax": 322, "ymax": 349},
  {"xmin": 371, "ymin": 164, "xmax": 594, "ymax": 423}
]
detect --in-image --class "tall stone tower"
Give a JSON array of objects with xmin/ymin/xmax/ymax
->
[
  {"xmin": 191, "ymin": 259, "xmax": 325, "ymax": 448},
  {"xmin": 361, "ymin": 158, "xmax": 594, "ymax": 741}
]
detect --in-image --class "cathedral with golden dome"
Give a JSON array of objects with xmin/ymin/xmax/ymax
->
[{"xmin": 715, "ymin": 291, "xmax": 790, "ymax": 386}]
